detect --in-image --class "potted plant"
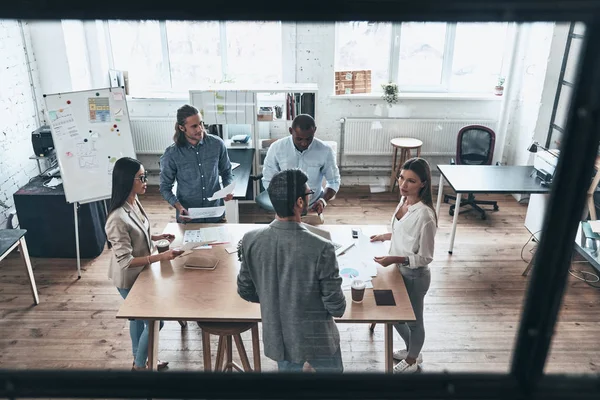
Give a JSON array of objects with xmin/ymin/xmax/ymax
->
[
  {"xmin": 381, "ymin": 82, "xmax": 399, "ymax": 107},
  {"xmin": 495, "ymin": 77, "xmax": 505, "ymax": 96}
]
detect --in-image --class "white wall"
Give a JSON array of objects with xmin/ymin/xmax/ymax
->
[
  {"xmin": 501, "ymin": 23, "xmax": 564, "ymax": 168},
  {"xmin": 0, "ymin": 20, "xmax": 47, "ymax": 229}
]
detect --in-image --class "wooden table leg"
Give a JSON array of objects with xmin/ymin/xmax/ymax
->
[
  {"xmin": 18, "ymin": 238, "xmax": 39, "ymax": 305},
  {"xmin": 202, "ymin": 330, "xmax": 212, "ymax": 372},
  {"xmin": 147, "ymin": 320, "xmax": 160, "ymax": 371},
  {"xmin": 390, "ymin": 148, "xmax": 399, "ymax": 192},
  {"xmin": 251, "ymin": 324, "xmax": 261, "ymax": 371},
  {"xmin": 385, "ymin": 323, "xmax": 393, "ymax": 373},
  {"xmin": 226, "ymin": 335, "xmax": 233, "ymax": 372}
]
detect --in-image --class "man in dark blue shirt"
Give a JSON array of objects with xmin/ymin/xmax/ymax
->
[{"xmin": 159, "ymin": 105, "xmax": 233, "ymax": 223}]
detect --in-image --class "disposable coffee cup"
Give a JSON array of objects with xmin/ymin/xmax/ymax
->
[
  {"xmin": 156, "ymin": 239, "xmax": 170, "ymax": 253},
  {"xmin": 351, "ymin": 279, "xmax": 366, "ymax": 303}
]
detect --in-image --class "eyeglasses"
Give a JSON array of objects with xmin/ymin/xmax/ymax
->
[
  {"xmin": 305, "ymin": 189, "xmax": 315, "ymax": 197},
  {"xmin": 135, "ymin": 174, "xmax": 148, "ymax": 183}
]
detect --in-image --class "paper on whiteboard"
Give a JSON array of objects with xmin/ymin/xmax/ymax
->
[
  {"xmin": 187, "ymin": 206, "xmax": 226, "ymax": 219},
  {"xmin": 208, "ymin": 183, "xmax": 235, "ymax": 201},
  {"xmin": 48, "ymin": 107, "xmax": 79, "ymax": 139}
]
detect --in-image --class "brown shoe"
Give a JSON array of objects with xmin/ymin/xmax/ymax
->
[{"xmin": 131, "ymin": 362, "xmax": 147, "ymax": 371}]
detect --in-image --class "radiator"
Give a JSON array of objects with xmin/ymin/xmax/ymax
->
[
  {"xmin": 130, "ymin": 118, "xmax": 175, "ymax": 155},
  {"xmin": 341, "ymin": 118, "xmax": 497, "ymax": 158}
]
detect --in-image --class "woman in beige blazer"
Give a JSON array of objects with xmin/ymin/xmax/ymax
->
[{"xmin": 105, "ymin": 157, "xmax": 183, "ymax": 370}]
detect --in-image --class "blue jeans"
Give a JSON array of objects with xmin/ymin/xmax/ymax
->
[
  {"xmin": 117, "ymin": 288, "xmax": 165, "ymax": 368},
  {"xmin": 277, "ymin": 346, "xmax": 343, "ymax": 373}
]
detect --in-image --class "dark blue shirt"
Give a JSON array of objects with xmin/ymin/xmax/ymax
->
[{"xmin": 159, "ymin": 134, "xmax": 233, "ymax": 219}]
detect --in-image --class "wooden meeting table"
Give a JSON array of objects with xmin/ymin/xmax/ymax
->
[{"xmin": 116, "ymin": 223, "xmax": 416, "ymax": 373}]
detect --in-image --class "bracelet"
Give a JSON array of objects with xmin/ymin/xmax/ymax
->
[{"xmin": 318, "ymin": 198, "xmax": 327, "ymax": 207}]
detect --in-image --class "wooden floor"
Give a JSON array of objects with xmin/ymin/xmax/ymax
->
[{"xmin": 1, "ymin": 185, "xmax": 599, "ymax": 375}]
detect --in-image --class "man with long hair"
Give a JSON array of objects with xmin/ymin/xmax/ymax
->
[{"xmin": 159, "ymin": 104, "xmax": 233, "ymax": 223}]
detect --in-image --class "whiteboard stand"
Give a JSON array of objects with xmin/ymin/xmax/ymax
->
[{"xmin": 74, "ymin": 202, "xmax": 82, "ymax": 279}]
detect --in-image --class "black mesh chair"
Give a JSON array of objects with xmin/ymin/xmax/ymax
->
[{"xmin": 443, "ymin": 125, "xmax": 499, "ymax": 220}]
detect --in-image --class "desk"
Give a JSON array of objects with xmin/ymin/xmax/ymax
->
[
  {"xmin": 224, "ymin": 148, "xmax": 255, "ymax": 223},
  {"xmin": 0, "ymin": 229, "xmax": 39, "ymax": 305},
  {"xmin": 117, "ymin": 223, "xmax": 415, "ymax": 373},
  {"xmin": 13, "ymin": 176, "xmax": 107, "ymax": 259},
  {"xmin": 436, "ymin": 165, "xmax": 550, "ymax": 254}
]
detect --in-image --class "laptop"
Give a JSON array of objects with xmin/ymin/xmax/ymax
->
[{"xmin": 301, "ymin": 223, "xmax": 354, "ymax": 256}]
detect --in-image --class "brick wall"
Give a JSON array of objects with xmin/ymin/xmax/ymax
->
[{"xmin": 0, "ymin": 20, "xmax": 46, "ymax": 229}]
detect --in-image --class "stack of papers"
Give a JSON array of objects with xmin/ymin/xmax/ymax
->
[{"xmin": 337, "ymin": 232, "xmax": 388, "ymax": 291}]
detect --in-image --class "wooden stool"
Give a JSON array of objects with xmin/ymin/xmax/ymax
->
[
  {"xmin": 389, "ymin": 138, "xmax": 423, "ymax": 192},
  {"xmin": 198, "ymin": 322, "xmax": 261, "ymax": 372}
]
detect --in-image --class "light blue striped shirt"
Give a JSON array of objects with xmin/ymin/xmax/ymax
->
[{"xmin": 262, "ymin": 136, "xmax": 341, "ymax": 205}]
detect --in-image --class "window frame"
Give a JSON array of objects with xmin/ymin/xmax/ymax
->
[
  {"xmin": 336, "ymin": 21, "xmax": 509, "ymax": 94},
  {"xmin": 104, "ymin": 20, "xmax": 283, "ymax": 93}
]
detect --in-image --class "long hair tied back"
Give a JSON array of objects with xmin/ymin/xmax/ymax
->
[{"xmin": 173, "ymin": 104, "xmax": 199, "ymax": 146}]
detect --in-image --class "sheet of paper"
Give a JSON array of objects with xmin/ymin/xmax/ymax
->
[
  {"xmin": 207, "ymin": 183, "xmax": 235, "ymax": 201},
  {"xmin": 180, "ymin": 241, "xmax": 216, "ymax": 251},
  {"xmin": 590, "ymin": 220, "xmax": 600, "ymax": 233},
  {"xmin": 48, "ymin": 107, "xmax": 79, "ymax": 139},
  {"xmin": 232, "ymin": 162, "xmax": 240, "ymax": 170},
  {"xmin": 182, "ymin": 227, "xmax": 231, "ymax": 245},
  {"xmin": 187, "ymin": 206, "xmax": 226, "ymax": 219}
]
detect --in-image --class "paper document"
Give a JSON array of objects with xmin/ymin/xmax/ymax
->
[
  {"xmin": 589, "ymin": 220, "xmax": 600, "ymax": 233},
  {"xmin": 187, "ymin": 206, "xmax": 226, "ymax": 219},
  {"xmin": 232, "ymin": 162, "xmax": 240, "ymax": 170},
  {"xmin": 183, "ymin": 227, "xmax": 231, "ymax": 245},
  {"xmin": 208, "ymin": 183, "xmax": 235, "ymax": 201}
]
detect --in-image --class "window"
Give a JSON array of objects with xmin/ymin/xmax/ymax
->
[
  {"xmin": 335, "ymin": 22, "xmax": 510, "ymax": 94},
  {"xmin": 108, "ymin": 20, "xmax": 167, "ymax": 94},
  {"xmin": 335, "ymin": 22, "xmax": 392, "ymax": 90},
  {"xmin": 106, "ymin": 21, "xmax": 283, "ymax": 94}
]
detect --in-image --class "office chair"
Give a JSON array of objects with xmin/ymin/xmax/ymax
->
[
  {"xmin": 443, "ymin": 125, "xmax": 499, "ymax": 220},
  {"xmin": 252, "ymin": 174, "xmax": 275, "ymax": 212}
]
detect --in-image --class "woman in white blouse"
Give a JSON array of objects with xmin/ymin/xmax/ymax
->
[{"xmin": 371, "ymin": 157, "xmax": 437, "ymax": 374}]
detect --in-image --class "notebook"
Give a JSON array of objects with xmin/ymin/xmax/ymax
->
[
  {"xmin": 184, "ymin": 255, "xmax": 220, "ymax": 270},
  {"xmin": 301, "ymin": 223, "xmax": 349, "ymax": 255}
]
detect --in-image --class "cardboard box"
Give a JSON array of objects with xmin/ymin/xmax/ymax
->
[{"xmin": 335, "ymin": 70, "xmax": 372, "ymax": 95}]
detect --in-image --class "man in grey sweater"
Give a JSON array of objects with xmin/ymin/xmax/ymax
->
[{"xmin": 237, "ymin": 168, "xmax": 346, "ymax": 372}]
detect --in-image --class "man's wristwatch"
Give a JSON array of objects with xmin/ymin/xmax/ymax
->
[{"xmin": 318, "ymin": 198, "xmax": 327, "ymax": 208}]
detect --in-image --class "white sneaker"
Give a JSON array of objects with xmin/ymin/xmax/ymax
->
[
  {"xmin": 393, "ymin": 359, "xmax": 419, "ymax": 374},
  {"xmin": 392, "ymin": 349, "xmax": 423, "ymax": 364}
]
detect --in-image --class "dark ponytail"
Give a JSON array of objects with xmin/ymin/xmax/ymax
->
[
  {"xmin": 108, "ymin": 157, "xmax": 142, "ymax": 215},
  {"xmin": 173, "ymin": 104, "xmax": 199, "ymax": 147}
]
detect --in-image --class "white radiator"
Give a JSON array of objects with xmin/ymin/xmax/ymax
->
[
  {"xmin": 341, "ymin": 118, "xmax": 497, "ymax": 157},
  {"xmin": 130, "ymin": 118, "xmax": 175, "ymax": 155}
]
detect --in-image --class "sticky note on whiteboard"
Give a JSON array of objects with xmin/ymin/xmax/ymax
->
[{"xmin": 113, "ymin": 92, "xmax": 123, "ymax": 101}]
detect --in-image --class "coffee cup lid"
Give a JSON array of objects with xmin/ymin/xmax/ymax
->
[
  {"xmin": 351, "ymin": 279, "xmax": 366, "ymax": 288},
  {"xmin": 156, "ymin": 239, "xmax": 170, "ymax": 246}
]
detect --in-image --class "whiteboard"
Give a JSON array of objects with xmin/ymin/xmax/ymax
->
[
  {"xmin": 190, "ymin": 90, "xmax": 255, "ymax": 125},
  {"xmin": 43, "ymin": 87, "xmax": 136, "ymax": 204}
]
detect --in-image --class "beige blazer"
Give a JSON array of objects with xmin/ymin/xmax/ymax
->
[{"xmin": 105, "ymin": 199, "xmax": 154, "ymax": 289}]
